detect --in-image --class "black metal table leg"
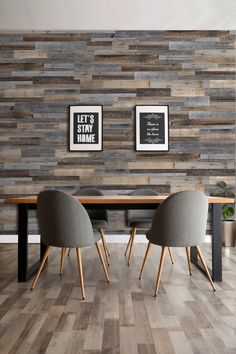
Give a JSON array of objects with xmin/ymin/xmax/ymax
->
[
  {"xmin": 190, "ymin": 246, "xmax": 198, "ymax": 263},
  {"xmin": 18, "ymin": 204, "xmax": 29, "ymax": 282},
  {"xmin": 212, "ymin": 203, "xmax": 222, "ymax": 281},
  {"xmin": 17, "ymin": 203, "xmax": 47, "ymax": 282},
  {"xmin": 190, "ymin": 203, "xmax": 222, "ymax": 282}
]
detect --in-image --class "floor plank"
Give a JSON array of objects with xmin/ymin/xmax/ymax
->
[{"xmin": 0, "ymin": 243, "xmax": 235, "ymax": 354}]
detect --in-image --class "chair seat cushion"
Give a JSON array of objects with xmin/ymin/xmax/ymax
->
[
  {"xmin": 146, "ymin": 229, "xmax": 161, "ymax": 245},
  {"xmin": 146, "ymin": 229, "xmax": 152, "ymax": 241},
  {"xmin": 94, "ymin": 230, "xmax": 101, "ymax": 243},
  {"xmin": 128, "ymin": 219, "xmax": 152, "ymax": 229},
  {"xmin": 91, "ymin": 219, "xmax": 108, "ymax": 229}
]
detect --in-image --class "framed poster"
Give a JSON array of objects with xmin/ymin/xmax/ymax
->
[
  {"xmin": 69, "ymin": 105, "xmax": 103, "ymax": 151},
  {"xmin": 135, "ymin": 105, "xmax": 169, "ymax": 151}
]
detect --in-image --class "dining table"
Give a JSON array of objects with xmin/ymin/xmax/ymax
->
[{"xmin": 4, "ymin": 194, "xmax": 234, "ymax": 283}]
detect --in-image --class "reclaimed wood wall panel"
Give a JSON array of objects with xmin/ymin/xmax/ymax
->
[{"xmin": 0, "ymin": 31, "xmax": 235, "ymax": 234}]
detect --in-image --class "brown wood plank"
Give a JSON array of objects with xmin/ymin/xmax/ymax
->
[
  {"xmin": 4, "ymin": 195, "xmax": 235, "ymax": 205},
  {"xmin": 0, "ymin": 30, "xmax": 235, "ymax": 235},
  {"xmin": 0, "ymin": 244, "xmax": 235, "ymax": 354}
]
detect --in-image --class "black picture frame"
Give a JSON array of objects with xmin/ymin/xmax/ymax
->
[
  {"xmin": 135, "ymin": 105, "xmax": 169, "ymax": 151},
  {"xmin": 69, "ymin": 105, "xmax": 103, "ymax": 151}
]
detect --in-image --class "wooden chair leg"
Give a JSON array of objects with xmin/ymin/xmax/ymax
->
[
  {"xmin": 100, "ymin": 228, "xmax": 110, "ymax": 257},
  {"xmin": 31, "ymin": 246, "xmax": 51, "ymax": 290},
  {"xmin": 95, "ymin": 241, "xmax": 110, "ymax": 283},
  {"xmin": 139, "ymin": 241, "xmax": 151, "ymax": 279},
  {"xmin": 60, "ymin": 248, "xmax": 67, "ymax": 275},
  {"xmin": 100, "ymin": 228, "xmax": 110, "ymax": 266},
  {"xmin": 67, "ymin": 248, "xmax": 70, "ymax": 256},
  {"xmin": 75, "ymin": 248, "xmax": 85, "ymax": 300},
  {"xmin": 167, "ymin": 247, "xmax": 174, "ymax": 264},
  {"xmin": 185, "ymin": 247, "xmax": 192, "ymax": 276},
  {"xmin": 124, "ymin": 234, "xmax": 132, "ymax": 256},
  {"xmin": 195, "ymin": 246, "xmax": 216, "ymax": 291},
  {"xmin": 154, "ymin": 246, "xmax": 166, "ymax": 296},
  {"xmin": 127, "ymin": 227, "xmax": 136, "ymax": 266}
]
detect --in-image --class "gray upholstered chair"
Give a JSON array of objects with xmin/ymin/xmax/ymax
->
[
  {"xmin": 31, "ymin": 190, "xmax": 109, "ymax": 299},
  {"xmin": 77, "ymin": 188, "xmax": 110, "ymax": 265},
  {"xmin": 139, "ymin": 190, "xmax": 216, "ymax": 296},
  {"xmin": 125, "ymin": 188, "xmax": 173, "ymax": 265}
]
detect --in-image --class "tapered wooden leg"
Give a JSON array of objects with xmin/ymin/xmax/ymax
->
[
  {"xmin": 139, "ymin": 241, "xmax": 151, "ymax": 279},
  {"xmin": 127, "ymin": 228, "xmax": 136, "ymax": 266},
  {"xmin": 154, "ymin": 246, "xmax": 166, "ymax": 296},
  {"xmin": 100, "ymin": 228, "xmax": 110, "ymax": 256},
  {"xmin": 67, "ymin": 248, "xmax": 70, "ymax": 256},
  {"xmin": 31, "ymin": 246, "xmax": 51, "ymax": 290},
  {"xmin": 60, "ymin": 248, "xmax": 67, "ymax": 275},
  {"xmin": 75, "ymin": 248, "xmax": 85, "ymax": 300},
  {"xmin": 124, "ymin": 235, "xmax": 132, "ymax": 256},
  {"xmin": 100, "ymin": 228, "xmax": 110, "ymax": 266},
  {"xmin": 95, "ymin": 241, "xmax": 110, "ymax": 283},
  {"xmin": 106, "ymin": 246, "xmax": 110, "ymax": 257},
  {"xmin": 185, "ymin": 247, "xmax": 192, "ymax": 276},
  {"xmin": 168, "ymin": 247, "xmax": 174, "ymax": 264},
  {"xmin": 195, "ymin": 246, "xmax": 216, "ymax": 291}
]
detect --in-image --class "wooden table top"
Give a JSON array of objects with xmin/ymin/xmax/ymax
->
[{"xmin": 4, "ymin": 195, "xmax": 235, "ymax": 205}]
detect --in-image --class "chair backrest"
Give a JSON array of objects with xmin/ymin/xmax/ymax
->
[
  {"xmin": 37, "ymin": 190, "xmax": 95, "ymax": 248},
  {"xmin": 126, "ymin": 188, "xmax": 158, "ymax": 222},
  {"xmin": 147, "ymin": 190, "xmax": 208, "ymax": 247},
  {"xmin": 77, "ymin": 188, "xmax": 108, "ymax": 222}
]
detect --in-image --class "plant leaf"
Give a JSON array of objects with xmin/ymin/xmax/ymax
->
[
  {"xmin": 216, "ymin": 181, "xmax": 227, "ymax": 189},
  {"xmin": 222, "ymin": 204, "xmax": 235, "ymax": 220}
]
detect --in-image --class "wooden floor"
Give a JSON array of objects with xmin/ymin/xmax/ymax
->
[{"xmin": 0, "ymin": 243, "xmax": 235, "ymax": 354}]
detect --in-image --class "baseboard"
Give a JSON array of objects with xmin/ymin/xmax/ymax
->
[
  {"xmin": 0, "ymin": 235, "xmax": 40, "ymax": 243},
  {"xmin": 0, "ymin": 234, "xmax": 211, "ymax": 244}
]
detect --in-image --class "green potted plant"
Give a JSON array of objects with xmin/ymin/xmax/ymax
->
[{"xmin": 212, "ymin": 181, "xmax": 235, "ymax": 247}]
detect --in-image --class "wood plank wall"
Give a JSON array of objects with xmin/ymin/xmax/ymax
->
[{"xmin": 0, "ymin": 31, "xmax": 235, "ymax": 234}]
